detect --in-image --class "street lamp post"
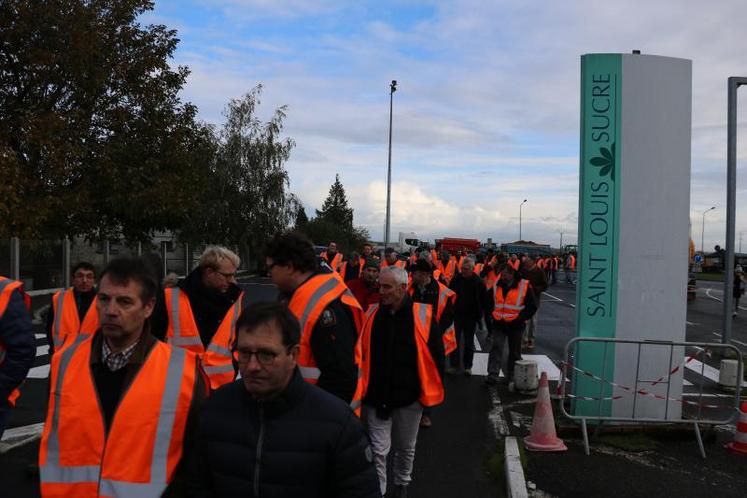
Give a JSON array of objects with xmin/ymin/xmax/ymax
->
[
  {"xmin": 519, "ymin": 199, "xmax": 527, "ymax": 241},
  {"xmin": 700, "ymin": 206, "xmax": 715, "ymax": 259},
  {"xmin": 384, "ymin": 80, "xmax": 397, "ymax": 249}
]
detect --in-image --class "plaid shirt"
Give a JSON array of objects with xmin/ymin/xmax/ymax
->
[{"xmin": 102, "ymin": 339, "xmax": 140, "ymax": 372}]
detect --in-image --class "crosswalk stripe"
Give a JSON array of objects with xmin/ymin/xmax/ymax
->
[{"xmin": 27, "ymin": 364, "xmax": 50, "ymax": 379}]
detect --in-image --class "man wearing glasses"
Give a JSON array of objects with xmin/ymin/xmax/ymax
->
[
  {"xmin": 186, "ymin": 302, "xmax": 379, "ymax": 497},
  {"xmin": 46, "ymin": 262, "xmax": 99, "ymax": 354},
  {"xmin": 152, "ymin": 246, "xmax": 244, "ymax": 390}
]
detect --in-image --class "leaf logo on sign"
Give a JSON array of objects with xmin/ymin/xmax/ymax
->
[{"xmin": 590, "ymin": 143, "xmax": 616, "ymax": 181}]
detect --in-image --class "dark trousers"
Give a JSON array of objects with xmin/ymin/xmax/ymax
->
[
  {"xmin": 487, "ymin": 323, "xmax": 525, "ymax": 380},
  {"xmin": 450, "ymin": 316, "xmax": 477, "ymax": 369}
]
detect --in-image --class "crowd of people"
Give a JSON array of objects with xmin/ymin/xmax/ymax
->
[{"xmin": 0, "ymin": 233, "xmax": 578, "ymax": 498}]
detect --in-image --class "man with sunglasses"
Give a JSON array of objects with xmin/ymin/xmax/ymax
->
[
  {"xmin": 151, "ymin": 246, "xmax": 244, "ymax": 390},
  {"xmin": 186, "ymin": 302, "xmax": 380, "ymax": 498}
]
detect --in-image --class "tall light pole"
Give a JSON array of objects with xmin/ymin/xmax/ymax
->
[
  {"xmin": 384, "ymin": 80, "xmax": 397, "ymax": 249},
  {"xmin": 519, "ymin": 199, "xmax": 527, "ymax": 241},
  {"xmin": 700, "ymin": 206, "xmax": 715, "ymax": 257}
]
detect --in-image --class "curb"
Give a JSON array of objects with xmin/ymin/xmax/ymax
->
[{"xmin": 504, "ymin": 436, "xmax": 528, "ymax": 498}]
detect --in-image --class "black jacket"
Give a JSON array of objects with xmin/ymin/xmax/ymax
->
[
  {"xmin": 186, "ymin": 370, "xmax": 381, "ymax": 498},
  {"xmin": 364, "ymin": 296, "xmax": 444, "ymax": 412},
  {"xmin": 151, "ymin": 267, "xmax": 241, "ymax": 345},
  {"xmin": 0, "ymin": 287, "xmax": 34, "ymax": 406},
  {"xmin": 279, "ymin": 273, "xmax": 359, "ymax": 404},
  {"xmin": 449, "ymin": 272, "xmax": 486, "ymax": 320}
]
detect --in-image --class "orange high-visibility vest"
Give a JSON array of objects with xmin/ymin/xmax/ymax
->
[
  {"xmin": 381, "ymin": 259, "xmax": 406, "ymax": 269},
  {"xmin": 0, "ymin": 277, "xmax": 26, "ymax": 406},
  {"xmin": 339, "ymin": 261, "xmax": 348, "ymax": 280},
  {"xmin": 570, "ymin": 255, "xmax": 576, "ymax": 270},
  {"xmin": 436, "ymin": 259, "xmax": 456, "ymax": 284},
  {"xmin": 358, "ymin": 302, "xmax": 444, "ymax": 407},
  {"xmin": 430, "ymin": 249, "xmax": 438, "ymax": 263},
  {"xmin": 474, "ymin": 263, "xmax": 484, "ymax": 276},
  {"xmin": 39, "ymin": 336, "xmax": 198, "ymax": 498},
  {"xmin": 321, "ymin": 252, "xmax": 343, "ymax": 272},
  {"xmin": 408, "ymin": 282, "xmax": 456, "ymax": 355},
  {"xmin": 165, "ymin": 288, "xmax": 242, "ymax": 390},
  {"xmin": 288, "ymin": 273, "xmax": 364, "ymax": 413},
  {"xmin": 484, "ymin": 269, "xmax": 498, "ymax": 290},
  {"xmin": 492, "ymin": 279, "xmax": 530, "ymax": 322},
  {"xmin": 508, "ymin": 259, "xmax": 520, "ymax": 271},
  {"xmin": 51, "ymin": 289, "xmax": 99, "ymax": 350}
]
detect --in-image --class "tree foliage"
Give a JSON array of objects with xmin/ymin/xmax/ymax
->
[
  {"xmin": 181, "ymin": 86, "xmax": 298, "ymax": 265},
  {"xmin": 0, "ymin": 0, "xmax": 205, "ymax": 240},
  {"xmin": 303, "ymin": 175, "xmax": 369, "ymax": 254}
]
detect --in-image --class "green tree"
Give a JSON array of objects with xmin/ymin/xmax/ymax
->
[
  {"xmin": 316, "ymin": 174, "xmax": 354, "ymax": 230},
  {"xmin": 0, "ymin": 0, "xmax": 206, "ymax": 240},
  {"xmin": 306, "ymin": 175, "xmax": 369, "ymax": 254},
  {"xmin": 294, "ymin": 204, "xmax": 310, "ymax": 231},
  {"xmin": 182, "ymin": 86, "xmax": 297, "ymax": 267}
]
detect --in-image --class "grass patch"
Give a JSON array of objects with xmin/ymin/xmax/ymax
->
[
  {"xmin": 485, "ymin": 438, "xmax": 529, "ymax": 498},
  {"xmin": 695, "ymin": 272, "xmax": 725, "ymax": 282},
  {"xmin": 597, "ymin": 433, "xmax": 657, "ymax": 452}
]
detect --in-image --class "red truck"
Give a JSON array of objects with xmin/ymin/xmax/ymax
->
[{"xmin": 435, "ymin": 237, "xmax": 481, "ymax": 254}]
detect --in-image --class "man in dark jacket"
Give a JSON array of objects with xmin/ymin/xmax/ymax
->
[
  {"xmin": 448, "ymin": 256, "xmax": 486, "ymax": 375},
  {"xmin": 0, "ymin": 277, "xmax": 35, "ymax": 439},
  {"xmin": 186, "ymin": 302, "xmax": 380, "ymax": 498},
  {"xmin": 151, "ymin": 246, "xmax": 242, "ymax": 345},
  {"xmin": 266, "ymin": 231, "xmax": 360, "ymax": 405},
  {"xmin": 484, "ymin": 265, "xmax": 538, "ymax": 388},
  {"xmin": 361, "ymin": 266, "xmax": 444, "ymax": 498},
  {"xmin": 520, "ymin": 255, "xmax": 548, "ymax": 349}
]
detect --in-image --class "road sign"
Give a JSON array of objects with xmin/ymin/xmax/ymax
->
[{"xmin": 695, "ymin": 254, "xmax": 702, "ymax": 263}]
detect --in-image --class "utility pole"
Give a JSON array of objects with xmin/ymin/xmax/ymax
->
[
  {"xmin": 519, "ymin": 199, "xmax": 527, "ymax": 241},
  {"xmin": 384, "ymin": 80, "xmax": 397, "ymax": 249}
]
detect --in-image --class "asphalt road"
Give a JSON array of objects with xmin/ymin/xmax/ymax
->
[{"xmin": 4, "ymin": 277, "xmax": 747, "ymax": 497}]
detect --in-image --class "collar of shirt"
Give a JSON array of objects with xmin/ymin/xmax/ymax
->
[{"xmin": 102, "ymin": 338, "xmax": 140, "ymax": 372}]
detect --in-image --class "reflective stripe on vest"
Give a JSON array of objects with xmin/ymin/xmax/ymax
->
[
  {"xmin": 166, "ymin": 287, "xmax": 240, "ymax": 389},
  {"xmin": 492, "ymin": 279, "xmax": 529, "ymax": 322},
  {"xmin": 40, "ymin": 337, "xmax": 193, "ymax": 498},
  {"xmin": 359, "ymin": 302, "xmax": 444, "ymax": 408},
  {"xmin": 52, "ymin": 289, "xmax": 98, "ymax": 349}
]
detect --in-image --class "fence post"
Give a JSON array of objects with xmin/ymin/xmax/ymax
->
[
  {"xmin": 10, "ymin": 237, "xmax": 20, "ymax": 280},
  {"xmin": 62, "ymin": 237, "xmax": 71, "ymax": 288},
  {"xmin": 184, "ymin": 243, "xmax": 190, "ymax": 275}
]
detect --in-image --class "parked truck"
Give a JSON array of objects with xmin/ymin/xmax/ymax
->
[{"xmin": 435, "ymin": 237, "xmax": 481, "ymax": 254}]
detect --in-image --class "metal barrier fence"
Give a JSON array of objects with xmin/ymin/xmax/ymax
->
[
  {"xmin": 2, "ymin": 236, "xmax": 228, "ymax": 291},
  {"xmin": 559, "ymin": 337, "xmax": 743, "ymax": 458}
]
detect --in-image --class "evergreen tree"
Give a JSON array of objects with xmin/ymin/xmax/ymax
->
[
  {"xmin": 316, "ymin": 174, "xmax": 354, "ymax": 229},
  {"xmin": 295, "ymin": 205, "xmax": 309, "ymax": 230}
]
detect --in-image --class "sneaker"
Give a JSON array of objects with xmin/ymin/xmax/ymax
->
[
  {"xmin": 419, "ymin": 415, "xmax": 432, "ymax": 428},
  {"xmin": 463, "ymin": 368, "xmax": 472, "ymax": 377}
]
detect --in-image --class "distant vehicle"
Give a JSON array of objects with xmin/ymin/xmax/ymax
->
[
  {"xmin": 435, "ymin": 237, "xmax": 481, "ymax": 254},
  {"xmin": 501, "ymin": 241, "xmax": 553, "ymax": 257},
  {"xmin": 396, "ymin": 232, "xmax": 428, "ymax": 254}
]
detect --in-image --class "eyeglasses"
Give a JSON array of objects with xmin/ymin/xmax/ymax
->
[
  {"xmin": 236, "ymin": 348, "xmax": 288, "ymax": 365},
  {"xmin": 214, "ymin": 269, "xmax": 237, "ymax": 279}
]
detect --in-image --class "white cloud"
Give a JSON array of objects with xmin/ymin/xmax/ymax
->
[{"xmin": 156, "ymin": 0, "xmax": 747, "ymax": 249}]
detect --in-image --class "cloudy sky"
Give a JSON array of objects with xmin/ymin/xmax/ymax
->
[{"xmin": 145, "ymin": 0, "xmax": 747, "ymax": 250}]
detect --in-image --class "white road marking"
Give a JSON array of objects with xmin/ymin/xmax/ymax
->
[
  {"xmin": 474, "ymin": 334, "xmax": 481, "ymax": 352},
  {"xmin": 35, "ymin": 334, "xmax": 46, "ymax": 340},
  {"xmin": 686, "ymin": 321, "xmax": 698, "ymax": 326},
  {"xmin": 710, "ymin": 331, "xmax": 747, "ymax": 348},
  {"xmin": 0, "ymin": 423, "xmax": 44, "ymax": 442},
  {"xmin": 487, "ymin": 387, "xmax": 509, "ymax": 437},
  {"xmin": 27, "ymin": 364, "xmax": 50, "ymax": 379},
  {"xmin": 543, "ymin": 292, "xmax": 563, "ymax": 303},
  {"xmin": 36, "ymin": 345, "xmax": 49, "ymax": 357},
  {"xmin": 686, "ymin": 358, "xmax": 747, "ymax": 387},
  {"xmin": 704, "ymin": 288, "xmax": 747, "ymax": 311}
]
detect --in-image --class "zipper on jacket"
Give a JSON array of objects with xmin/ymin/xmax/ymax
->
[{"xmin": 253, "ymin": 404, "xmax": 265, "ymax": 497}]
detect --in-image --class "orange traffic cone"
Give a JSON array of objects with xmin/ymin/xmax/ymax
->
[
  {"xmin": 726, "ymin": 401, "xmax": 747, "ymax": 454},
  {"xmin": 525, "ymin": 371, "xmax": 567, "ymax": 452}
]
